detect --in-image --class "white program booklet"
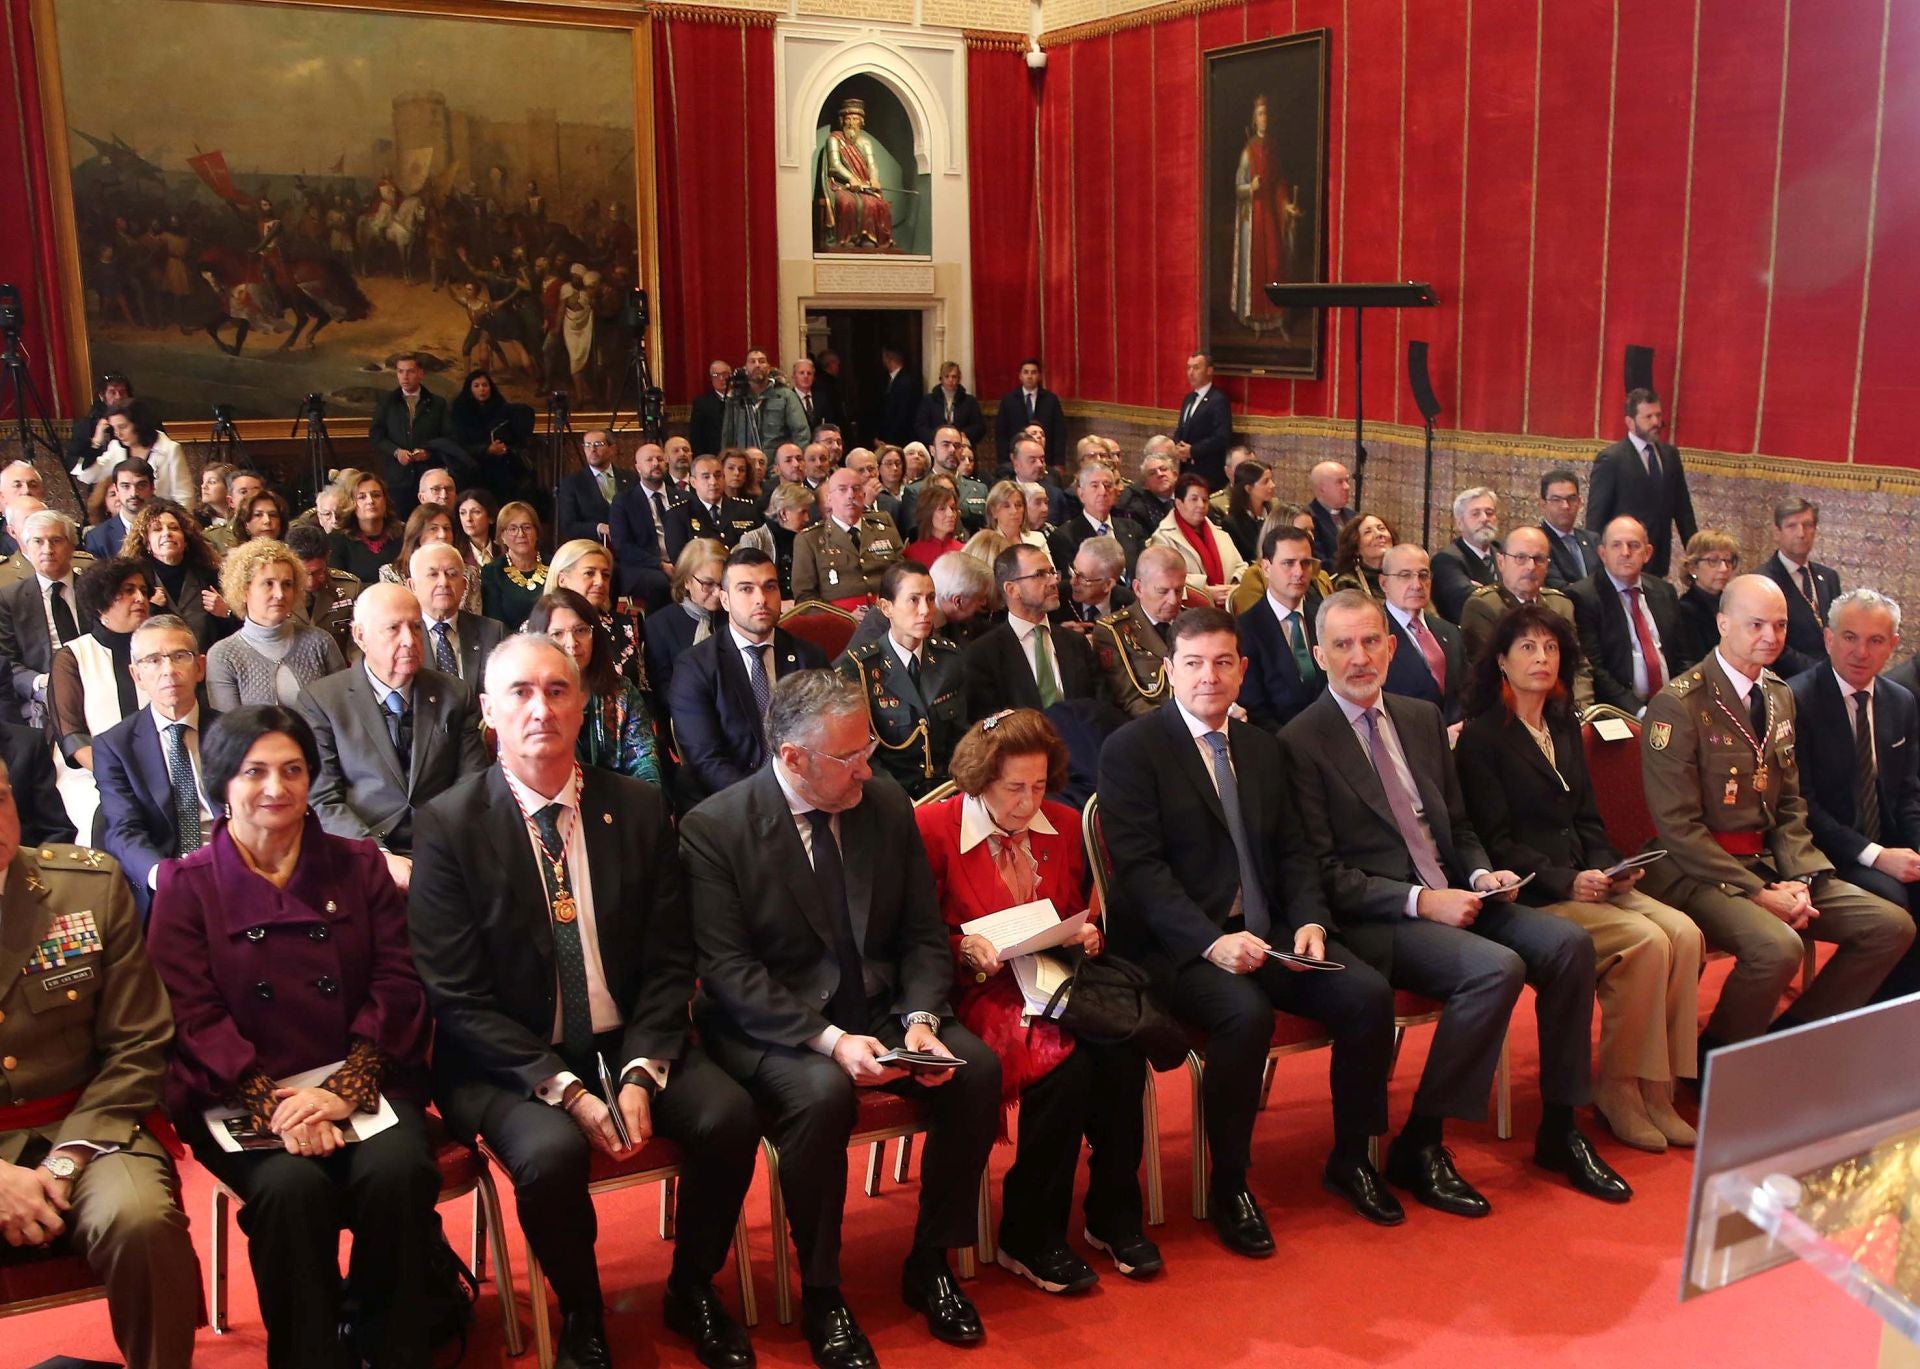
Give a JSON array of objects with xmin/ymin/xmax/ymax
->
[
  {"xmin": 1013, "ymin": 951, "xmax": 1076, "ymax": 1018},
  {"xmin": 960, "ymin": 899, "xmax": 1089, "ymax": 959},
  {"xmin": 202, "ymin": 1060, "xmax": 400, "ymax": 1154}
]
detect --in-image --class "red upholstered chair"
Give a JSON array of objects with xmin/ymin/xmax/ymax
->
[
  {"xmin": 208, "ymin": 1121, "xmax": 522, "ymax": 1356},
  {"xmin": 1181, "ymin": 587, "xmax": 1212, "ymax": 611},
  {"xmin": 779, "ymin": 600, "xmax": 860, "ymax": 661},
  {"xmin": 0, "ymin": 1252, "xmax": 110, "ymax": 1326}
]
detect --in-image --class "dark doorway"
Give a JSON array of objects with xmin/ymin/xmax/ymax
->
[{"xmin": 808, "ymin": 308, "xmax": 922, "ymax": 448}]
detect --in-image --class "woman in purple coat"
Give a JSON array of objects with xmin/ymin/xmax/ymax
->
[{"xmin": 147, "ymin": 705, "xmax": 439, "ymax": 1369}]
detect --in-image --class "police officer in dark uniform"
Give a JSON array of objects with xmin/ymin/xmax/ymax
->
[
  {"xmin": 662, "ymin": 454, "xmax": 763, "ymax": 561},
  {"xmin": 794, "ymin": 466, "xmax": 903, "ymax": 604},
  {"xmin": 833, "ymin": 561, "xmax": 967, "ymax": 797}
]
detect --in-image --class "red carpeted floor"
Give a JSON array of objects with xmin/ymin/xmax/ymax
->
[{"xmin": 14, "ymin": 959, "xmax": 1879, "ymax": 1367}]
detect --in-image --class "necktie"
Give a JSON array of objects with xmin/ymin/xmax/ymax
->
[
  {"xmin": 1025, "ymin": 391, "xmax": 1035, "ymax": 420},
  {"xmin": 1031, "ymin": 624, "xmax": 1061, "ymax": 708},
  {"xmin": 1566, "ymin": 531, "xmax": 1588, "ymax": 578},
  {"xmin": 988, "ymin": 830, "xmax": 1038, "ymax": 904},
  {"xmin": 803, "ymin": 393, "xmax": 814, "ymax": 423},
  {"xmin": 1093, "ymin": 522, "xmax": 1109, "ymax": 538},
  {"xmin": 651, "ymin": 491, "xmax": 667, "ymax": 525},
  {"xmin": 531, "ymin": 803, "xmax": 596, "ymax": 1062},
  {"xmin": 1202, "ymin": 731, "xmax": 1269, "ymax": 937},
  {"xmin": 383, "ymin": 690, "xmax": 413, "ymax": 775},
  {"xmin": 48, "ymin": 582, "xmax": 77, "ymax": 645},
  {"xmin": 1182, "ymin": 394, "xmax": 1197, "ymax": 428},
  {"xmin": 1749, "ymin": 681, "xmax": 1768, "ymax": 745},
  {"xmin": 1854, "ymin": 690, "xmax": 1882, "ymax": 843},
  {"xmin": 1642, "ymin": 440, "xmax": 1660, "ymax": 479},
  {"xmin": 1626, "ymin": 587, "xmax": 1664, "ymax": 695},
  {"xmin": 432, "ymin": 621, "xmax": 457, "ymax": 675},
  {"xmin": 747, "ymin": 643, "xmax": 773, "ymax": 726},
  {"xmin": 1410, "ymin": 616, "xmax": 1446, "ymax": 691},
  {"xmin": 1285, "ymin": 612, "xmax": 1317, "ymax": 681},
  {"xmin": 1362, "ymin": 708, "xmax": 1450, "ymax": 892},
  {"xmin": 596, "ymin": 469, "xmax": 613, "ymax": 504},
  {"xmin": 165, "ymin": 722, "xmax": 203, "ymax": 857},
  {"xmin": 906, "ymin": 651, "xmax": 922, "ymax": 695},
  {"xmin": 404, "ymin": 391, "xmax": 419, "ymax": 422},
  {"xmin": 806, "ymin": 811, "xmax": 869, "ymax": 1033}
]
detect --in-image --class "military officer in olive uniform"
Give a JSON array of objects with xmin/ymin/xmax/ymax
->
[
  {"xmin": 833, "ymin": 561, "xmax": 967, "ymax": 796},
  {"xmin": 1457, "ymin": 530, "xmax": 1595, "ymax": 710},
  {"xmin": 0, "ymin": 758, "xmax": 198, "ymax": 1369},
  {"xmin": 1092, "ymin": 605, "xmax": 1172, "ymax": 719},
  {"xmin": 1637, "ymin": 575, "xmax": 1914, "ymax": 1053},
  {"xmin": 288, "ymin": 524, "xmax": 363, "ymax": 659},
  {"xmin": 0, "ymin": 544, "xmax": 92, "ymax": 591},
  {"xmin": 792, "ymin": 465, "xmax": 904, "ymax": 603}
]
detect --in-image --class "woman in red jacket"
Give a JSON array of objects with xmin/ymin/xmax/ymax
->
[{"xmin": 914, "ymin": 709, "xmax": 1159, "ymax": 1295}]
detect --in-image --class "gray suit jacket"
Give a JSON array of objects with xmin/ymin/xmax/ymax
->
[{"xmin": 296, "ymin": 664, "xmax": 490, "ymax": 851}]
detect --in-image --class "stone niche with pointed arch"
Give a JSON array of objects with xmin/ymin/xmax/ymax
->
[{"xmin": 811, "ymin": 74, "xmax": 932, "ymax": 258}]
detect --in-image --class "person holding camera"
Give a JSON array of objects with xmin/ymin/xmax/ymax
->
[{"xmin": 720, "ymin": 349, "xmax": 811, "ymax": 456}]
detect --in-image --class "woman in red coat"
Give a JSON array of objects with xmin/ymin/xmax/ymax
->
[{"xmin": 915, "ymin": 708, "xmax": 1159, "ymax": 1295}]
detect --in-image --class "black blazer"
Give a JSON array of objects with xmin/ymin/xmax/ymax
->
[
  {"xmin": 609, "ymin": 484, "xmax": 683, "ymax": 610},
  {"xmin": 1237, "ymin": 594, "xmax": 1326, "ymax": 733},
  {"xmin": 1788, "ymin": 667, "xmax": 1920, "ymax": 867},
  {"xmin": 1172, "ymin": 387, "xmax": 1232, "ymax": 487},
  {"xmin": 1676, "ymin": 585, "xmax": 1720, "ymax": 672},
  {"xmin": 688, "ymin": 389, "xmax": 727, "ymax": 459},
  {"xmin": 1383, "ymin": 607, "xmax": 1466, "ymax": 725},
  {"xmin": 1567, "ymin": 572, "xmax": 1686, "ymax": 712},
  {"xmin": 662, "ymin": 497, "xmax": 761, "ymax": 562},
  {"xmin": 1541, "ymin": 522, "xmax": 1601, "ymax": 590},
  {"xmin": 556, "ymin": 465, "xmax": 635, "ymax": 545},
  {"xmin": 1430, "ymin": 538, "xmax": 1497, "ymax": 623},
  {"xmin": 92, "ymin": 706, "xmax": 220, "ymax": 919},
  {"xmin": 1098, "ymin": 703, "xmax": 1329, "ymax": 978},
  {"xmin": 877, "ymin": 368, "xmax": 923, "ymax": 446},
  {"xmin": 149, "ymin": 560, "xmax": 236, "ymax": 652},
  {"xmin": 1760, "ymin": 551, "xmax": 1841, "ymax": 678},
  {"xmin": 2, "ymin": 721, "xmax": 76, "ymax": 848},
  {"xmin": 665, "ymin": 627, "xmax": 827, "ymax": 802},
  {"xmin": 962, "ymin": 618, "xmax": 1103, "ymax": 719},
  {"xmin": 682, "ymin": 767, "xmax": 952, "ymax": 1078},
  {"xmin": 1307, "ymin": 500, "xmax": 1349, "ymax": 566},
  {"xmin": 370, "ymin": 386, "xmax": 456, "ymax": 511},
  {"xmin": 1884, "ymin": 655, "xmax": 1920, "ymax": 703},
  {"xmin": 1279, "ymin": 690, "xmax": 1493, "ymax": 976},
  {"xmin": 643, "ymin": 602, "xmax": 707, "ymax": 706},
  {"xmin": 1454, "ymin": 709, "xmax": 1621, "ymax": 906},
  {"xmin": 792, "ymin": 385, "xmax": 834, "ymax": 436},
  {"xmin": 408, "ymin": 765, "xmax": 692, "ymax": 1132},
  {"xmin": 1048, "ymin": 512, "xmax": 1146, "ymax": 579},
  {"xmin": 0, "ymin": 573, "xmax": 93, "ymax": 724},
  {"xmin": 995, "ymin": 388, "xmax": 1066, "ymax": 474},
  {"xmin": 426, "ymin": 610, "xmax": 505, "ymax": 688},
  {"xmin": 1585, "ymin": 436, "xmax": 1698, "ymax": 577},
  {"xmin": 913, "ymin": 386, "xmax": 985, "ymax": 448}
]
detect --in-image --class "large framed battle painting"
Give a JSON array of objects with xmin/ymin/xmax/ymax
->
[
  {"xmin": 1199, "ymin": 30, "xmax": 1329, "ymax": 379},
  {"xmin": 33, "ymin": 0, "xmax": 658, "ymax": 430}
]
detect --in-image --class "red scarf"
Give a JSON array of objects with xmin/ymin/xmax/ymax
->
[{"xmin": 1175, "ymin": 511, "xmax": 1225, "ymax": 584}]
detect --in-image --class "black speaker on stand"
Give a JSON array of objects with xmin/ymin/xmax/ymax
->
[
  {"xmin": 1407, "ymin": 341, "xmax": 1444, "ymax": 548},
  {"xmin": 1623, "ymin": 344, "xmax": 1655, "ymax": 398}
]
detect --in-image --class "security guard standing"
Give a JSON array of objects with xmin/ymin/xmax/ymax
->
[
  {"xmin": 833, "ymin": 562, "xmax": 966, "ymax": 797},
  {"xmin": 1637, "ymin": 574, "xmax": 1913, "ymax": 1053},
  {"xmin": 0, "ymin": 759, "xmax": 197, "ymax": 1369},
  {"xmin": 792, "ymin": 466, "xmax": 903, "ymax": 603}
]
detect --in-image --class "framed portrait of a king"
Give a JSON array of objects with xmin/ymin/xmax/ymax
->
[{"xmin": 1200, "ymin": 30, "xmax": 1329, "ymax": 379}]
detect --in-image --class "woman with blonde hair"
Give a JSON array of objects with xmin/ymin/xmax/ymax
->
[
  {"xmin": 479, "ymin": 500, "xmax": 547, "ymax": 625},
  {"xmin": 643, "ymin": 537, "xmax": 726, "ymax": 700},
  {"xmin": 207, "ymin": 539, "xmax": 347, "ymax": 708}
]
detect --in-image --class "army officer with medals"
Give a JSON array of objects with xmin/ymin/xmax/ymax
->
[
  {"xmin": 1637, "ymin": 574, "xmax": 1913, "ymax": 1055},
  {"xmin": 834, "ymin": 560, "xmax": 967, "ymax": 798},
  {"xmin": 793, "ymin": 467, "xmax": 904, "ymax": 607}
]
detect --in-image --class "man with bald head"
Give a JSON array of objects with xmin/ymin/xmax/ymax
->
[
  {"xmin": 1568, "ymin": 515, "xmax": 1685, "ymax": 715},
  {"xmin": 1306, "ymin": 461, "xmax": 1354, "ymax": 565},
  {"xmin": 409, "ymin": 541, "xmax": 504, "ymax": 685},
  {"xmin": 1459, "ymin": 525, "xmax": 1593, "ymax": 710},
  {"xmin": 1377, "ymin": 544, "xmax": 1467, "ymax": 730},
  {"xmin": 295, "ymin": 582, "xmax": 488, "ymax": 889},
  {"xmin": 1638, "ymin": 574, "xmax": 1914, "ymax": 1058}
]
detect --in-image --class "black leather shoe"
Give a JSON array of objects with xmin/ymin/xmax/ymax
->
[
  {"xmin": 901, "ymin": 1261, "xmax": 984, "ymax": 1345},
  {"xmin": 1536, "ymin": 1126, "xmax": 1634, "ymax": 1204},
  {"xmin": 1322, "ymin": 1155, "xmax": 1406, "ymax": 1226},
  {"xmin": 1208, "ymin": 1188, "xmax": 1275, "ymax": 1257},
  {"xmin": 555, "ymin": 1309, "xmax": 614, "ymax": 1369},
  {"xmin": 801, "ymin": 1299, "xmax": 877, "ymax": 1369},
  {"xmin": 1384, "ymin": 1140, "xmax": 1491, "ymax": 1218},
  {"xmin": 1083, "ymin": 1226, "xmax": 1165, "ymax": 1278},
  {"xmin": 665, "ymin": 1281, "xmax": 756, "ymax": 1367},
  {"xmin": 995, "ymin": 1240, "xmax": 1099, "ymax": 1294}
]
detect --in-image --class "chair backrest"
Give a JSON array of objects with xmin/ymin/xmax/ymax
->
[
  {"xmin": 1181, "ymin": 587, "xmax": 1211, "ymax": 611},
  {"xmin": 914, "ymin": 779, "xmax": 958, "ymax": 807},
  {"xmin": 1579, "ymin": 704, "xmax": 1655, "ymax": 854},
  {"xmin": 1082, "ymin": 794, "xmax": 1114, "ymax": 919},
  {"xmin": 779, "ymin": 599, "xmax": 858, "ymax": 661}
]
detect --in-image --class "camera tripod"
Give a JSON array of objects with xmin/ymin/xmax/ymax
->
[
  {"xmin": 289, "ymin": 399, "xmax": 339, "ymax": 509},
  {"xmin": 0, "ymin": 283, "xmax": 90, "ymax": 514}
]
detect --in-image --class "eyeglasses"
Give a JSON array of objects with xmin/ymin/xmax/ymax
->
[
  {"xmin": 1499, "ymin": 552, "xmax": 1551, "ymax": 567},
  {"xmin": 802, "ymin": 737, "xmax": 881, "ymax": 772},
  {"xmin": 1007, "ymin": 569, "xmax": 1060, "ymax": 584},
  {"xmin": 1697, "ymin": 555, "xmax": 1739, "ymax": 569},
  {"xmin": 1382, "ymin": 569, "xmax": 1433, "ymax": 582},
  {"xmin": 1542, "ymin": 493, "xmax": 1581, "ymax": 506},
  {"xmin": 689, "ymin": 574, "xmax": 721, "ymax": 592},
  {"xmin": 1069, "ymin": 570, "xmax": 1113, "ymax": 584},
  {"xmin": 133, "ymin": 649, "xmax": 196, "ymax": 669},
  {"xmin": 582, "ymin": 440, "xmax": 612, "ymax": 448}
]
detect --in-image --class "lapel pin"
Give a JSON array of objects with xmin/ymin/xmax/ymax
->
[{"xmin": 602, "ymin": 813, "xmax": 613, "ymax": 824}]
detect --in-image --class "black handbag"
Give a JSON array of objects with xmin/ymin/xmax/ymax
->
[{"xmin": 1032, "ymin": 951, "xmax": 1190, "ymax": 1072}]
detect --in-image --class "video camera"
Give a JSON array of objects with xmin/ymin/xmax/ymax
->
[
  {"xmin": 0, "ymin": 284, "xmax": 21, "ymax": 337},
  {"xmin": 619, "ymin": 287, "xmax": 650, "ymax": 337}
]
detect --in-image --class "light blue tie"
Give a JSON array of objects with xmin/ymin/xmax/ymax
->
[{"xmin": 1202, "ymin": 731, "xmax": 1269, "ymax": 937}]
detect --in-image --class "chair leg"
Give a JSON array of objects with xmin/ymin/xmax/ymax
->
[
  {"xmin": 1258, "ymin": 1054, "xmax": 1279, "ymax": 1111},
  {"xmin": 1388, "ymin": 1023, "xmax": 1408, "ymax": 1073},
  {"xmin": 732, "ymin": 1207, "xmax": 759, "ymax": 1329},
  {"xmin": 659, "ymin": 1175, "xmax": 677, "ymax": 1240},
  {"xmin": 764, "ymin": 1140, "xmax": 793, "ymax": 1326},
  {"xmin": 863, "ymin": 1140, "xmax": 885, "ymax": 1198},
  {"xmin": 1367, "ymin": 1134, "xmax": 1382, "ymax": 1170},
  {"xmin": 1495, "ymin": 1032, "xmax": 1513, "ymax": 1141},
  {"xmin": 526, "ymin": 1235, "xmax": 554, "ymax": 1369},
  {"xmin": 209, "ymin": 1186, "xmax": 230, "ymax": 1335},
  {"xmin": 1801, "ymin": 934, "xmax": 1817, "ymax": 993},
  {"xmin": 894, "ymin": 1134, "xmax": 916, "ymax": 1184},
  {"xmin": 957, "ymin": 1240, "xmax": 976, "ymax": 1279},
  {"xmin": 975, "ymin": 1168, "xmax": 996, "ymax": 1266},
  {"xmin": 1142, "ymin": 1073, "xmax": 1164, "ymax": 1228},
  {"xmin": 475, "ymin": 1167, "xmax": 523, "ymax": 1358},
  {"xmin": 1187, "ymin": 1050, "xmax": 1209, "ymax": 1221},
  {"xmin": 468, "ymin": 1186, "xmax": 488, "ymax": 1282}
]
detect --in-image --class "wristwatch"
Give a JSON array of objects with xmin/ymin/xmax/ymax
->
[
  {"xmin": 904, "ymin": 1012, "xmax": 940, "ymax": 1032},
  {"xmin": 620, "ymin": 1067, "xmax": 661, "ymax": 1096},
  {"xmin": 39, "ymin": 1154, "xmax": 78, "ymax": 1181}
]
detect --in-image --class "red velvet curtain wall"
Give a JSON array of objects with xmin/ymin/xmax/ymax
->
[
  {"xmin": 1, "ymin": 0, "xmax": 75, "ymax": 418},
  {"xmin": 965, "ymin": 43, "xmax": 1040, "ymax": 399},
  {"xmin": 653, "ymin": 12, "xmax": 778, "ymax": 405},
  {"xmin": 1037, "ymin": 0, "xmax": 1920, "ymax": 468}
]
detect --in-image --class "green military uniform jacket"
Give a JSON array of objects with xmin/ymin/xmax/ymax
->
[
  {"xmin": 1640, "ymin": 651, "xmax": 1828, "ymax": 898},
  {"xmin": 1092, "ymin": 606, "xmax": 1171, "ymax": 719},
  {"xmin": 303, "ymin": 567, "xmax": 364, "ymax": 657},
  {"xmin": 0, "ymin": 548, "xmax": 94, "ymax": 590},
  {"xmin": 833, "ymin": 632, "xmax": 966, "ymax": 798},
  {"xmin": 0, "ymin": 844, "xmax": 172, "ymax": 1163},
  {"xmin": 1458, "ymin": 583, "xmax": 1595, "ymax": 710},
  {"xmin": 792, "ymin": 511, "xmax": 904, "ymax": 602}
]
